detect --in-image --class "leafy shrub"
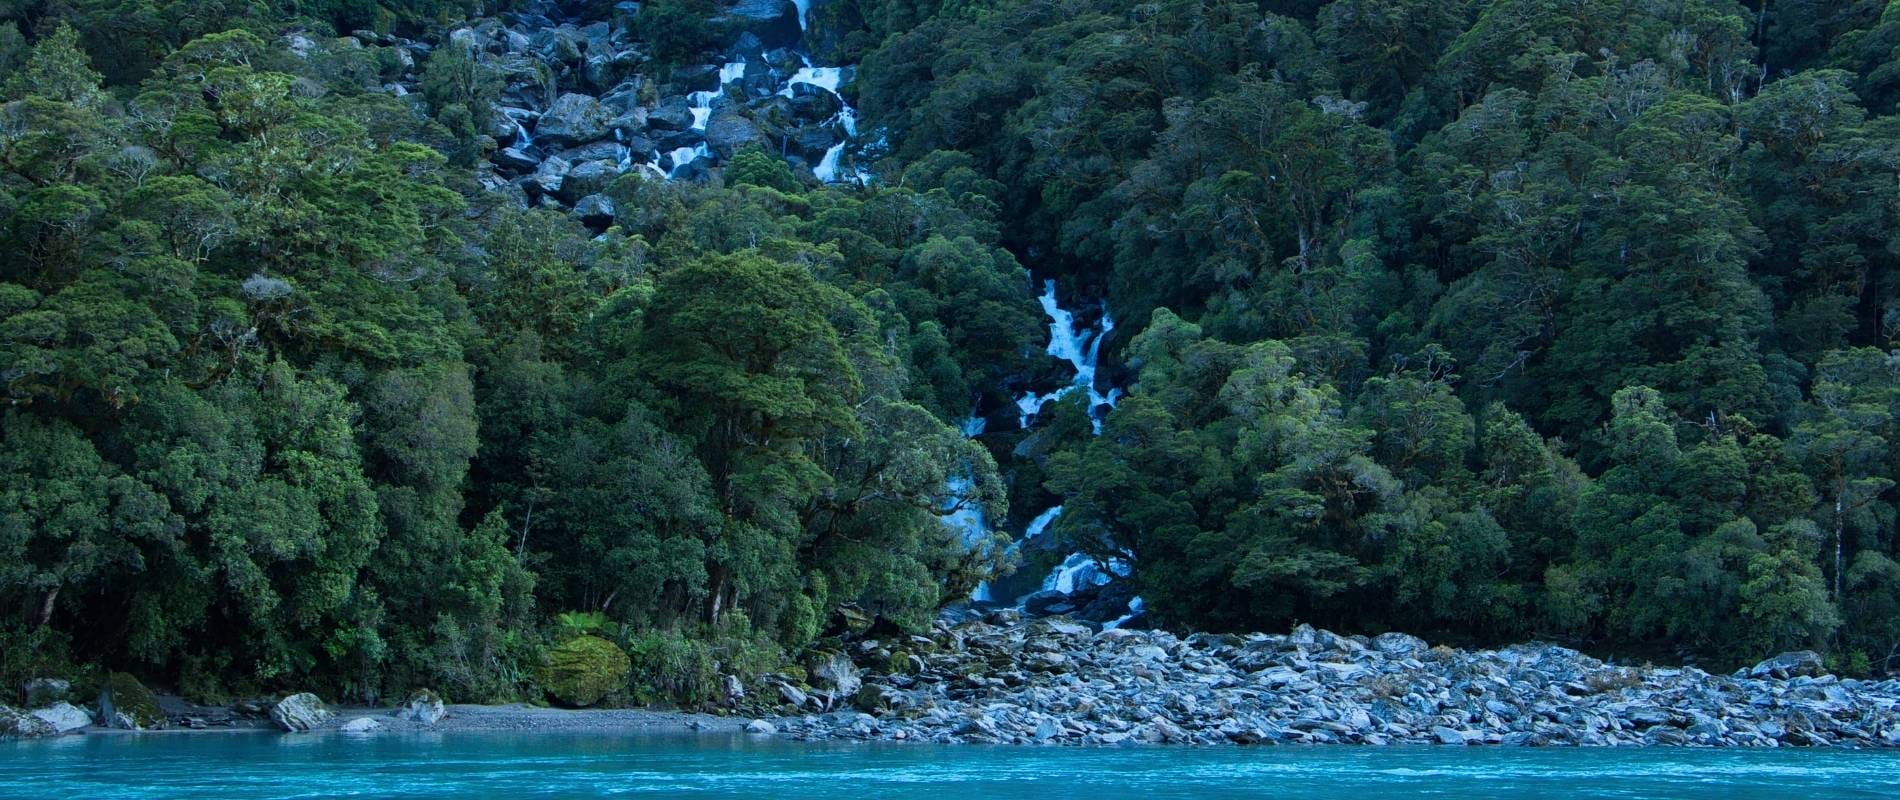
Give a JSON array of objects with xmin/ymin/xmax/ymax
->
[{"xmin": 538, "ymin": 635, "xmax": 629, "ymax": 707}]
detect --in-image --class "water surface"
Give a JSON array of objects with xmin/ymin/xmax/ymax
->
[{"xmin": 2, "ymin": 732, "xmax": 1893, "ymax": 799}]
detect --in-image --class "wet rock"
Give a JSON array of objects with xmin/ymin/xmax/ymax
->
[
  {"xmin": 746, "ymin": 719, "xmax": 777, "ymax": 735},
  {"xmin": 270, "ymin": 693, "xmax": 333, "ymax": 733}
]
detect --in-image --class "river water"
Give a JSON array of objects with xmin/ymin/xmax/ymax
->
[{"xmin": 2, "ymin": 731, "xmax": 1891, "ymax": 799}]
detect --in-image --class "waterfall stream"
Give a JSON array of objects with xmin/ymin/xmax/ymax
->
[{"xmin": 968, "ymin": 279, "xmax": 1143, "ymax": 625}]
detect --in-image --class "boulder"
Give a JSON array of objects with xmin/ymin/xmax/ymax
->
[
  {"xmin": 339, "ymin": 717, "xmax": 381, "ymax": 734},
  {"xmin": 556, "ymin": 160, "xmax": 619, "ymax": 203},
  {"xmin": 572, "ymin": 194, "xmax": 617, "ymax": 228},
  {"xmin": 645, "ymin": 99, "xmax": 696, "ymax": 132},
  {"xmin": 271, "ymin": 693, "xmax": 333, "ymax": 732},
  {"xmin": 745, "ymin": 718, "xmax": 777, "ymax": 735},
  {"xmin": 21, "ymin": 678, "xmax": 70, "ymax": 707},
  {"xmin": 392, "ymin": 689, "xmax": 447, "ymax": 725},
  {"xmin": 705, "ymin": 112, "xmax": 766, "ymax": 156},
  {"xmin": 97, "ymin": 673, "xmax": 162, "ymax": 730},
  {"xmin": 721, "ymin": 674, "xmax": 746, "ymax": 705},
  {"xmin": 1371, "ymin": 632, "xmax": 1428, "ymax": 657},
  {"xmin": 539, "ymin": 635, "xmax": 631, "ymax": 707},
  {"xmin": 0, "ymin": 705, "xmax": 57, "ymax": 740},
  {"xmin": 807, "ymin": 650, "xmax": 861, "ymax": 708},
  {"xmin": 1750, "ymin": 651, "xmax": 1827, "ymax": 680},
  {"xmin": 535, "ymin": 93, "xmax": 612, "ymax": 148},
  {"xmin": 527, "ymin": 156, "xmax": 572, "ymax": 197},
  {"xmin": 30, "ymin": 702, "xmax": 93, "ymax": 734},
  {"xmin": 493, "ymin": 147, "xmax": 543, "ymax": 176}
]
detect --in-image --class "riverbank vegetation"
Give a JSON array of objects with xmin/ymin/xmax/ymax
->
[{"xmin": 2, "ymin": 0, "xmax": 1900, "ymax": 707}]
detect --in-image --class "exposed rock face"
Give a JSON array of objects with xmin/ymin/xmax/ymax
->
[
  {"xmin": 30, "ymin": 702, "xmax": 93, "ymax": 734},
  {"xmin": 763, "ymin": 612, "xmax": 1900, "ymax": 747},
  {"xmin": 270, "ymin": 693, "xmax": 333, "ymax": 732},
  {"xmin": 392, "ymin": 690, "xmax": 447, "ymax": 725}
]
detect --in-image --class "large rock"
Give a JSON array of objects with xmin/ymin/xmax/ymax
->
[
  {"xmin": 97, "ymin": 673, "xmax": 162, "ymax": 730},
  {"xmin": 21, "ymin": 678, "xmax": 70, "ymax": 707},
  {"xmin": 1749, "ymin": 651, "xmax": 1827, "ymax": 680},
  {"xmin": 534, "ymin": 93, "xmax": 612, "ymax": 148},
  {"xmin": 572, "ymin": 194, "xmax": 617, "ymax": 228},
  {"xmin": 339, "ymin": 717, "xmax": 381, "ymax": 734},
  {"xmin": 807, "ymin": 650, "xmax": 861, "ymax": 709},
  {"xmin": 556, "ymin": 160, "xmax": 619, "ymax": 203},
  {"xmin": 645, "ymin": 99, "xmax": 696, "ymax": 133},
  {"xmin": 30, "ymin": 702, "xmax": 92, "ymax": 734},
  {"xmin": 527, "ymin": 156, "xmax": 572, "ymax": 197},
  {"xmin": 392, "ymin": 690, "xmax": 446, "ymax": 725},
  {"xmin": 493, "ymin": 147, "xmax": 543, "ymax": 176},
  {"xmin": 705, "ymin": 112, "xmax": 766, "ymax": 156},
  {"xmin": 0, "ymin": 705, "xmax": 57, "ymax": 739},
  {"xmin": 271, "ymin": 693, "xmax": 333, "ymax": 732}
]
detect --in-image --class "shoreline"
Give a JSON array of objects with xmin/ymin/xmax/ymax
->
[{"xmin": 23, "ymin": 611, "xmax": 1900, "ymax": 749}]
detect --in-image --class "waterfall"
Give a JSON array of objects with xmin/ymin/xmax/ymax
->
[
  {"xmin": 791, "ymin": 0, "xmax": 811, "ymax": 31},
  {"xmin": 1014, "ymin": 280, "xmax": 1119, "ymax": 432},
  {"xmin": 1008, "ymin": 279, "xmax": 1143, "ymax": 623},
  {"xmin": 688, "ymin": 91, "xmax": 716, "ymax": 132}
]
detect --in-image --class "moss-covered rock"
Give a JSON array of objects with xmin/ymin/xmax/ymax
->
[
  {"xmin": 98, "ymin": 672, "xmax": 162, "ymax": 730},
  {"xmin": 539, "ymin": 636, "xmax": 630, "ymax": 707}
]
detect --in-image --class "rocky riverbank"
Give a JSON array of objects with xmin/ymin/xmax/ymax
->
[{"xmin": 757, "ymin": 609, "xmax": 1900, "ymax": 748}]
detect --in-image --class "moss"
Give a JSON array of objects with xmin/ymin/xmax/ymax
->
[
  {"xmin": 102, "ymin": 672, "xmax": 162, "ymax": 728},
  {"xmin": 538, "ymin": 636, "xmax": 630, "ymax": 708}
]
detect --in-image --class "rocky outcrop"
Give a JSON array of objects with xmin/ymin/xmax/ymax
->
[
  {"xmin": 270, "ymin": 693, "xmax": 333, "ymax": 732},
  {"xmin": 392, "ymin": 690, "xmax": 447, "ymax": 725},
  {"xmin": 0, "ymin": 705, "xmax": 57, "ymax": 739},
  {"xmin": 766, "ymin": 611, "xmax": 1900, "ymax": 747},
  {"xmin": 30, "ymin": 702, "xmax": 93, "ymax": 734},
  {"xmin": 97, "ymin": 673, "xmax": 162, "ymax": 730}
]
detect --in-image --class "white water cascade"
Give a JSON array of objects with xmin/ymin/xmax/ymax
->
[
  {"xmin": 1014, "ymin": 280, "xmax": 1117, "ymax": 433},
  {"xmin": 780, "ymin": 61, "xmax": 866, "ymax": 184},
  {"xmin": 1006, "ymin": 279, "xmax": 1143, "ymax": 625}
]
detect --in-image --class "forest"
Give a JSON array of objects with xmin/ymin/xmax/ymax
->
[{"xmin": 1, "ymin": 0, "xmax": 1898, "ymax": 708}]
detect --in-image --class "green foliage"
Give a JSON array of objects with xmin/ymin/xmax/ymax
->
[{"xmin": 538, "ymin": 635, "xmax": 631, "ymax": 707}]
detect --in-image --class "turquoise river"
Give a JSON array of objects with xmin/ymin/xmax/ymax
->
[{"xmin": 2, "ymin": 732, "xmax": 1895, "ymax": 799}]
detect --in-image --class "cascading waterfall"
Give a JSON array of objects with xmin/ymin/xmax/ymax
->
[
  {"xmin": 779, "ymin": 61, "xmax": 865, "ymax": 184},
  {"xmin": 1004, "ymin": 279, "xmax": 1143, "ymax": 624},
  {"xmin": 1014, "ymin": 280, "xmax": 1116, "ymax": 433}
]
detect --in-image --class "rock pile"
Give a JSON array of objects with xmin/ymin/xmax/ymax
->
[
  {"xmin": 764, "ymin": 610, "xmax": 1900, "ymax": 747},
  {"xmin": 297, "ymin": 0, "xmax": 864, "ymax": 230}
]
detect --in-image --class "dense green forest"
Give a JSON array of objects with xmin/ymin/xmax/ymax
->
[{"xmin": 2, "ymin": 0, "xmax": 1900, "ymax": 707}]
